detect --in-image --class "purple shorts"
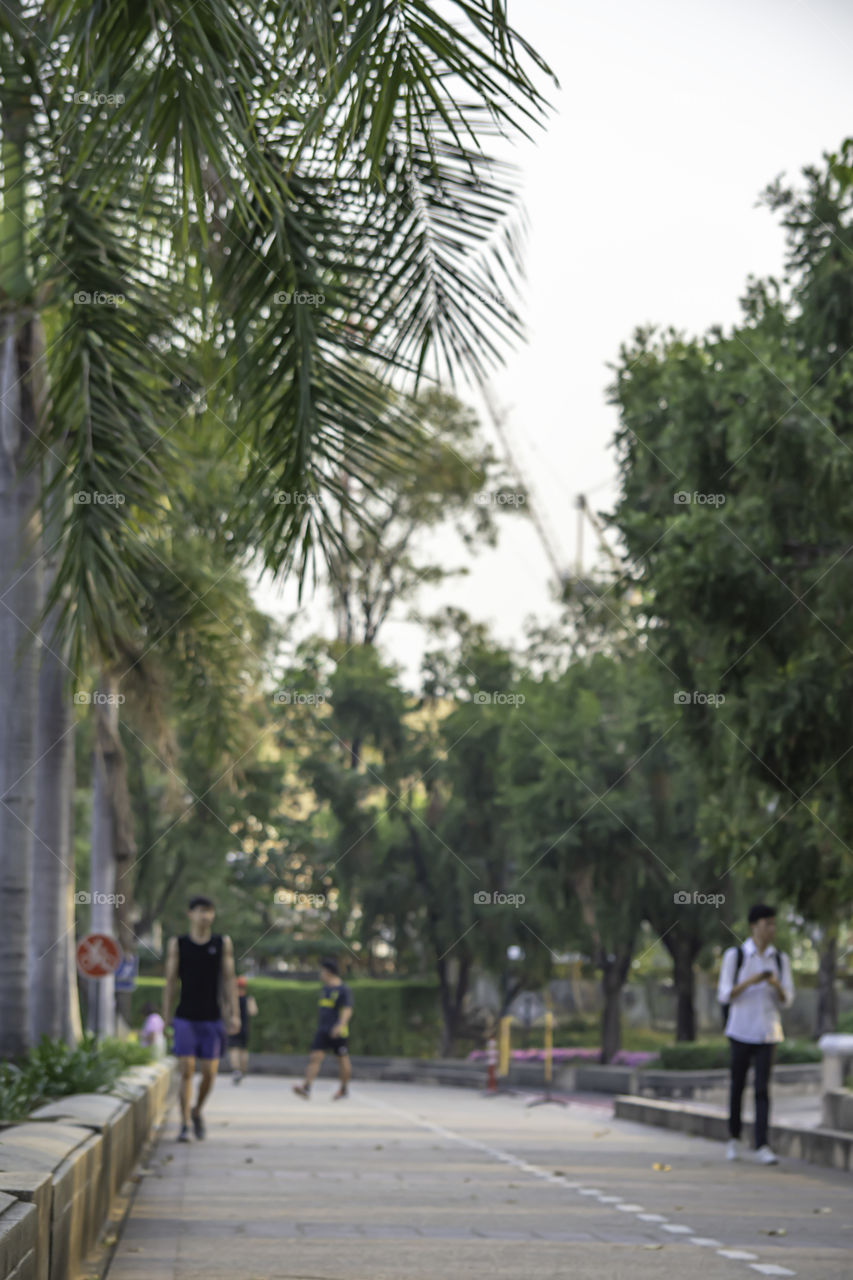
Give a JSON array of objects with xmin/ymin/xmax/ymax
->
[{"xmin": 172, "ymin": 1017, "xmax": 225, "ymax": 1060}]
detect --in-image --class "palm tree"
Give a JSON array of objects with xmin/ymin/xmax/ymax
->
[{"xmin": 0, "ymin": 0, "xmax": 554, "ymax": 1054}]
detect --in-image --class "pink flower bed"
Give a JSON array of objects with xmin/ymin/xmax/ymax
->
[{"xmin": 467, "ymin": 1047, "xmax": 655, "ymax": 1067}]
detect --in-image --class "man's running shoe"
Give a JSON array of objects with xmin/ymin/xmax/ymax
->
[
  {"xmin": 177, "ymin": 1124, "xmax": 191, "ymax": 1142},
  {"xmin": 191, "ymin": 1109, "xmax": 205, "ymax": 1139},
  {"xmin": 292, "ymin": 1083, "xmax": 310, "ymax": 1099},
  {"xmin": 332, "ymin": 1086, "xmax": 349, "ymax": 1100},
  {"xmin": 232, "ymin": 1071, "xmax": 243, "ymax": 1085}
]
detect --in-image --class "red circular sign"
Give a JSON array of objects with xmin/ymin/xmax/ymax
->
[{"xmin": 76, "ymin": 933, "xmax": 123, "ymax": 978}]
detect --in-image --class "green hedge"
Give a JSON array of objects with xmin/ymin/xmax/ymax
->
[
  {"xmin": 132, "ymin": 976, "xmax": 442, "ymax": 1056},
  {"xmin": 651, "ymin": 1038, "xmax": 822, "ymax": 1070}
]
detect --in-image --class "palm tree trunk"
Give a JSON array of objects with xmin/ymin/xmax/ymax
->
[
  {"xmin": 89, "ymin": 672, "xmax": 119, "ymax": 1036},
  {"xmin": 29, "ymin": 464, "xmax": 76, "ymax": 1042},
  {"xmin": 0, "ymin": 55, "xmax": 41, "ymax": 1052},
  {"xmin": 0, "ymin": 328, "xmax": 41, "ymax": 1057},
  {"xmin": 88, "ymin": 669, "xmax": 138, "ymax": 1036},
  {"xmin": 62, "ymin": 873, "xmax": 84, "ymax": 1045}
]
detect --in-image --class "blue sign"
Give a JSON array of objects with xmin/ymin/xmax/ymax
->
[{"xmin": 114, "ymin": 954, "xmax": 138, "ymax": 992}]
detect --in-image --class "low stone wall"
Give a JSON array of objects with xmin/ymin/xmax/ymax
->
[
  {"xmin": 244, "ymin": 1052, "xmax": 821, "ymax": 1100},
  {"xmin": 613, "ymin": 1094, "xmax": 853, "ymax": 1173},
  {"xmin": 0, "ymin": 1057, "xmax": 176, "ymax": 1280},
  {"xmin": 635, "ymin": 1061, "xmax": 821, "ymax": 1099},
  {"xmin": 247, "ymin": 1052, "xmax": 555, "ymax": 1092}
]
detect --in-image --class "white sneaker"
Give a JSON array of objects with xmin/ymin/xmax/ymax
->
[
  {"xmin": 725, "ymin": 1139, "xmax": 742, "ymax": 1161},
  {"xmin": 754, "ymin": 1145, "xmax": 778, "ymax": 1164}
]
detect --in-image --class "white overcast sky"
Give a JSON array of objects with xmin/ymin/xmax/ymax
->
[{"xmin": 254, "ymin": 0, "xmax": 853, "ymax": 684}]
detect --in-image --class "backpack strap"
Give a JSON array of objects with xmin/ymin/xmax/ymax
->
[{"xmin": 733, "ymin": 944, "xmax": 743, "ymax": 984}]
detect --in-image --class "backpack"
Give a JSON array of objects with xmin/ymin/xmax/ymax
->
[{"xmin": 720, "ymin": 946, "xmax": 783, "ymax": 1028}]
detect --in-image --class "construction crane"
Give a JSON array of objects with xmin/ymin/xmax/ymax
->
[{"xmin": 478, "ymin": 384, "xmax": 625, "ymax": 597}]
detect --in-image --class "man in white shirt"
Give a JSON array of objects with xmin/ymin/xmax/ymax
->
[{"xmin": 717, "ymin": 903, "xmax": 795, "ymax": 1165}]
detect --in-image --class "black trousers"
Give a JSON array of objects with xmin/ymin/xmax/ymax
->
[{"xmin": 728, "ymin": 1037, "xmax": 775, "ymax": 1148}]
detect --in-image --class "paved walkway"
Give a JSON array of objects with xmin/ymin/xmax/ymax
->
[{"xmin": 107, "ymin": 1077, "xmax": 852, "ymax": 1280}]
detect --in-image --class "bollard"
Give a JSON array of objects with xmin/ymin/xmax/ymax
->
[
  {"xmin": 544, "ymin": 1010, "xmax": 553, "ymax": 1085},
  {"xmin": 486, "ymin": 1037, "xmax": 498, "ymax": 1092},
  {"xmin": 817, "ymin": 1033, "xmax": 853, "ymax": 1127},
  {"xmin": 498, "ymin": 1015, "xmax": 512, "ymax": 1079},
  {"xmin": 527, "ymin": 1007, "xmax": 567, "ymax": 1108}
]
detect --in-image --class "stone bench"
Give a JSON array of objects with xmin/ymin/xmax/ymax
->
[
  {"xmin": 30, "ymin": 1094, "xmax": 135, "ymax": 1207},
  {"xmin": 0, "ymin": 1192, "xmax": 39, "ymax": 1280},
  {"xmin": 0, "ymin": 1058, "xmax": 176, "ymax": 1280},
  {"xmin": 0, "ymin": 1122, "xmax": 105, "ymax": 1280}
]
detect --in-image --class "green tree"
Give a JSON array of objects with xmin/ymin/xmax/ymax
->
[
  {"xmin": 504, "ymin": 651, "xmax": 654, "ymax": 1062},
  {"xmin": 609, "ymin": 144, "xmax": 853, "ymax": 1033},
  {"xmin": 0, "ymin": 0, "xmax": 554, "ymax": 1055}
]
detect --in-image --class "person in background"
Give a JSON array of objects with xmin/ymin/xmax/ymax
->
[
  {"xmin": 229, "ymin": 976, "xmax": 259, "ymax": 1083},
  {"xmin": 292, "ymin": 957, "xmax": 353, "ymax": 1101},
  {"xmin": 717, "ymin": 903, "xmax": 795, "ymax": 1165},
  {"xmin": 139, "ymin": 1002, "xmax": 166, "ymax": 1059}
]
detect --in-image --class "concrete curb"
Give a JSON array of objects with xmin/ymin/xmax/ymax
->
[
  {"xmin": 0, "ymin": 1056, "xmax": 177, "ymax": 1280},
  {"xmin": 613, "ymin": 1094, "xmax": 853, "ymax": 1172}
]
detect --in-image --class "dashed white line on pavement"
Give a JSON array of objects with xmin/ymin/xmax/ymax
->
[
  {"xmin": 690, "ymin": 1237, "xmax": 723, "ymax": 1247},
  {"xmin": 356, "ymin": 1095, "xmax": 796, "ymax": 1278}
]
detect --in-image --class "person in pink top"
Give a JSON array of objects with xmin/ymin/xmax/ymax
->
[{"xmin": 140, "ymin": 1002, "xmax": 166, "ymax": 1058}]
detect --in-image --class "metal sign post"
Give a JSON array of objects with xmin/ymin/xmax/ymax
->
[{"xmin": 76, "ymin": 934, "xmax": 123, "ymax": 1041}]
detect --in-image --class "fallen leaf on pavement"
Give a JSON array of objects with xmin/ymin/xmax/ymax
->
[{"xmin": 651, "ymin": 1162, "xmax": 672, "ymax": 1172}]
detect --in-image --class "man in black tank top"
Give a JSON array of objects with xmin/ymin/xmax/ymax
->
[{"xmin": 162, "ymin": 895, "xmax": 240, "ymax": 1142}]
